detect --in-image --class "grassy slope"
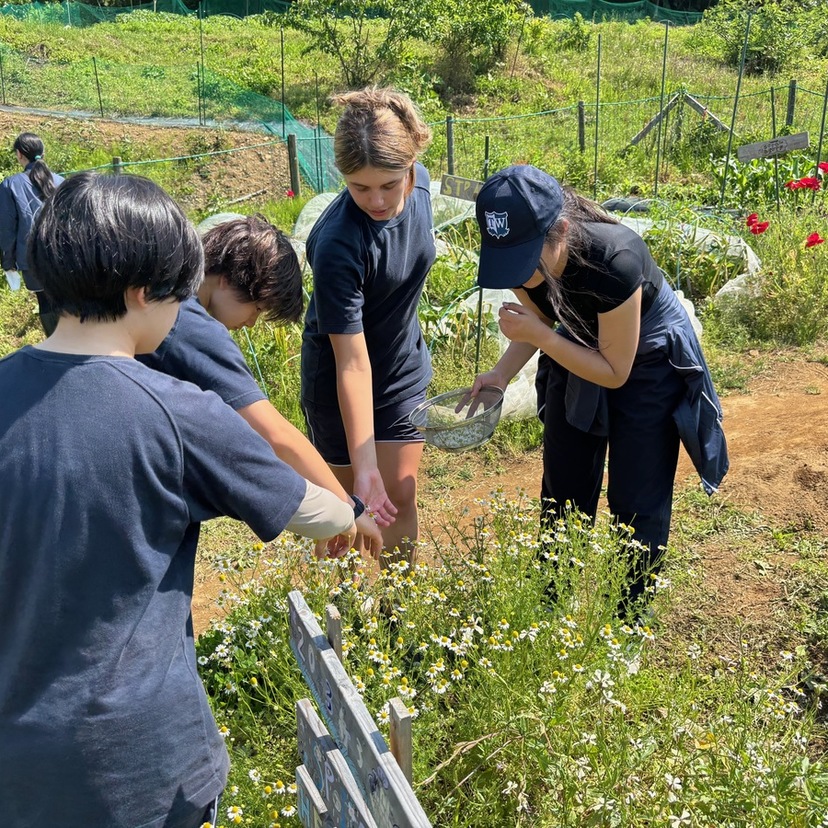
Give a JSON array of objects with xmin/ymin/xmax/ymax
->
[{"xmin": 1, "ymin": 12, "xmax": 828, "ymax": 196}]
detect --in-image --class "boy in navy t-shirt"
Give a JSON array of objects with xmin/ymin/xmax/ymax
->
[{"xmin": 0, "ymin": 173, "xmax": 354, "ymax": 828}]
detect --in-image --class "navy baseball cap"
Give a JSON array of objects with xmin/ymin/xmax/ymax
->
[{"xmin": 475, "ymin": 165, "xmax": 564, "ymax": 289}]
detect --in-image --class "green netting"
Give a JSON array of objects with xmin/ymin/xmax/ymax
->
[
  {"xmin": 0, "ymin": 0, "xmax": 291, "ymax": 26},
  {"xmin": 0, "ymin": 39, "xmax": 339, "ymax": 192},
  {"xmin": 537, "ymin": 0, "xmax": 702, "ymax": 24},
  {"xmin": 593, "ymin": 0, "xmax": 647, "ymax": 22},
  {"xmin": 0, "ymin": 0, "xmax": 194, "ymax": 27},
  {"xmin": 199, "ymin": 67, "xmax": 339, "ymax": 190},
  {"xmin": 2, "ymin": 0, "xmax": 702, "ymax": 29},
  {"xmin": 200, "ymin": 0, "xmax": 290, "ymax": 17}
]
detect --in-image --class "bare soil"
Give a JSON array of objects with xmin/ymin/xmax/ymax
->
[
  {"xmin": 193, "ymin": 348, "xmax": 828, "ymax": 640},
  {"xmin": 0, "ymin": 109, "xmax": 291, "ymax": 214}
]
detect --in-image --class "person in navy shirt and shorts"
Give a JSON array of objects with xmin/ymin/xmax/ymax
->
[
  {"xmin": 302, "ymin": 87, "xmax": 436, "ymax": 566},
  {"xmin": 0, "ymin": 173, "xmax": 355, "ymax": 828},
  {"xmin": 138, "ymin": 214, "xmax": 382, "ymax": 558}
]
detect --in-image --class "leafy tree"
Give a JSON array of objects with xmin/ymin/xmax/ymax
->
[
  {"xmin": 428, "ymin": 0, "xmax": 527, "ymax": 94},
  {"xmin": 285, "ymin": 0, "xmax": 428, "ymax": 89}
]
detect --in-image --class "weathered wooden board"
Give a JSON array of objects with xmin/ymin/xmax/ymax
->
[
  {"xmin": 288, "ymin": 590, "xmax": 432, "ymax": 828},
  {"xmin": 296, "ymin": 763, "xmax": 333, "ymax": 828},
  {"xmin": 440, "ymin": 173, "xmax": 483, "ymax": 202},
  {"xmin": 737, "ymin": 131, "xmax": 809, "ymax": 162}
]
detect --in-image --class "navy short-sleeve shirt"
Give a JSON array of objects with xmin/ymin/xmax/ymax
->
[
  {"xmin": 301, "ymin": 162, "xmax": 436, "ymax": 408},
  {"xmin": 0, "ymin": 347, "xmax": 305, "ymax": 828},
  {"xmin": 138, "ymin": 297, "xmax": 266, "ymax": 410}
]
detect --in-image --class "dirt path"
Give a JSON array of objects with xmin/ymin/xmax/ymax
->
[{"xmin": 192, "ymin": 348, "xmax": 828, "ymax": 636}]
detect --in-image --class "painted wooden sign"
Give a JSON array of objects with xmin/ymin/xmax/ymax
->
[
  {"xmin": 296, "ymin": 763, "xmax": 333, "ymax": 828},
  {"xmin": 296, "ymin": 699, "xmax": 377, "ymax": 828},
  {"xmin": 736, "ymin": 131, "xmax": 809, "ymax": 162},
  {"xmin": 440, "ymin": 173, "xmax": 483, "ymax": 202},
  {"xmin": 288, "ymin": 590, "xmax": 432, "ymax": 828}
]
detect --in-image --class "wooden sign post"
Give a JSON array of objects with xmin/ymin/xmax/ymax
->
[
  {"xmin": 296, "ymin": 699, "xmax": 378, "ymax": 828},
  {"xmin": 736, "ymin": 131, "xmax": 809, "ymax": 163},
  {"xmin": 440, "ymin": 173, "xmax": 483, "ymax": 202},
  {"xmin": 289, "ymin": 590, "xmax": 432, "ymax": 828}
]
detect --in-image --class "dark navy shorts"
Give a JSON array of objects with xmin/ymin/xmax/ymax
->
[{"xmin": 302, "ymin": 391, "xmax": 427, "ymax": 466}]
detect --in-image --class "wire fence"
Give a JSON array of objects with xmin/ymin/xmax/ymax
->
[
  {"xmin": 0, "ymin": 0, "xmax": 703, "ymax": 27},
  {"xmin": 1, "ymin": 12, "xmax": 826, "ymax": 201}
]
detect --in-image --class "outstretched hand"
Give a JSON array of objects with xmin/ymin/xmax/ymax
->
[
  {"xmin": 354, "ymin": 511, "xmax": 383, "ymax": 561},
  {"xmin": 354, "ymin": 467, "xmax": 397, "ymax": 528},
  {"xmin": 314, "ymin": 521, "xmax": 357, "ymax": 560}
]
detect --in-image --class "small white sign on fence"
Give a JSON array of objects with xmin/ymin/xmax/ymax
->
[
  {"xmin": 288, "ymin": 590, "xmax": 432, "ymax": 828},
  {"xmin": 736, "ymin": 131, "xmax": 810, "ymax": 162}
]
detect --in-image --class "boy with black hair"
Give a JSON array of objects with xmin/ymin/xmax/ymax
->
[
  {"xmin": 0, "ymin": 173, "xmax": 355, "ymax": 828},
  {"xmin": 139, "ymin": 213, "xmax": 384, "ymax": 556}
]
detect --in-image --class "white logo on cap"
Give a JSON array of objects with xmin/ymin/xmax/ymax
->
[{"xmin": 485, "ymin": 210, "xmax": 510, "ymax": 239}]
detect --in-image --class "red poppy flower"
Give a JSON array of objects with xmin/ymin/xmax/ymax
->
[
  {"xmin": 805, "ymin": 232, "xmax": 825, "ymax": 248},
  {"xmin": 800, "ymin": 176, "xmax": 821, "ymax": 191},
  {"xmin": 749, "ymin": 221, "xmax": 770, "ymax": 235},
  {"xmin": 785, "ymin": 179, "xmax": 804, "ymax": 190},
  {"xmin": 746, "ymin": 212, "xmax": 759, "ymax": 227},
  {"xmin": 285, "ymin": 189, "xmax": 295, "ymax": 198},
  {"xmin": 819, "ymin": 162, "xmax": 828, "ymax": 174}
]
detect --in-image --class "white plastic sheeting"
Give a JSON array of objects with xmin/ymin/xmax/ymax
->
[{"xmin": 289, "ymin": 193, "xmax": 761, "ymax": 422}]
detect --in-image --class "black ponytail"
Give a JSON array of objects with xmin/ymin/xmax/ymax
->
[{"xmin": 13, "ymin": 132, "xmax": 56, "ymax": 200}]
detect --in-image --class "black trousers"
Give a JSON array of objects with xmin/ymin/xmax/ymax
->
[{"xmin": 538, "ymin": 350, "xmax": 685, "ymax": 608}]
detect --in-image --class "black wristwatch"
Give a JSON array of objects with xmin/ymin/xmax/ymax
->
[{"xmin": 351, "ymin": 494, "xmax": 367, "ymax": 520}]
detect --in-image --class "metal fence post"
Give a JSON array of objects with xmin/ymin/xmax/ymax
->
[
  {"xmin": 593, "ymin": 33, "xmax": 602, "ymax": 199},
  {"xmin": 446, "ymin": 115, "xmax": 454, "ymax": 175},
  {"xmin": 786, "ymin": 79, "xmax": 797, "ymax": 129},
  {"xmin": 577, "ymin": 100, "xmax": 585, "ymax": 152},
  {"xmin": 112, "ymin": 156, "xmax": 122, "ymax": 175},
  {"xmin": 0, "ymin": 53, "xmax": 6, "ymax": 106},
  {"xmin": 92, "ymin": 57, "xmax": 104, "ymax": 118}
]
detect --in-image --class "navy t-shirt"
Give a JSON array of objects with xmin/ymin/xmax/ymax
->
[
  {"xmin": 138, "ymin": 297, "xmax": 266, "ymax": 411},
  {"xmin": 301, "ymin": 162, "xmax": 436, "ymax": 408},
  {"xmin": 0, "ymin": 347, "xmax": 306, "ymax": 828},
  {"xmin": 523, "ymin": 221, "xmax": 663, "ymax": 345}
]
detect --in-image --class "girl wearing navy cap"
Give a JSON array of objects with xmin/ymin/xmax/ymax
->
[
  {"xmin": 301, "ymin": 88, "xmax": 436, "ymax": 566},
  {"xmin": 471, "ymin": 164, "xmax": 728, "ymax": 615}
]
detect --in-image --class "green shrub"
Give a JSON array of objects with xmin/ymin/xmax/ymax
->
[{"xmin": 692, "ymin": 0, "xmax": 812, "ymax": 75}]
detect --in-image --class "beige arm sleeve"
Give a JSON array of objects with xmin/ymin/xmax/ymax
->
[{"xmin": 284, "ymin": 480, "xmax": 355, "ymax": 540}]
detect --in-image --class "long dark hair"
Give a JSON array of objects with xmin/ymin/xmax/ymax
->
[
  {"xmin": 14, "ymin": 133, "xmax": 57, "ymax": 200},
  {"xmin": 539, "ymin": 187, "xmax": 619, "ymax": 346}
]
